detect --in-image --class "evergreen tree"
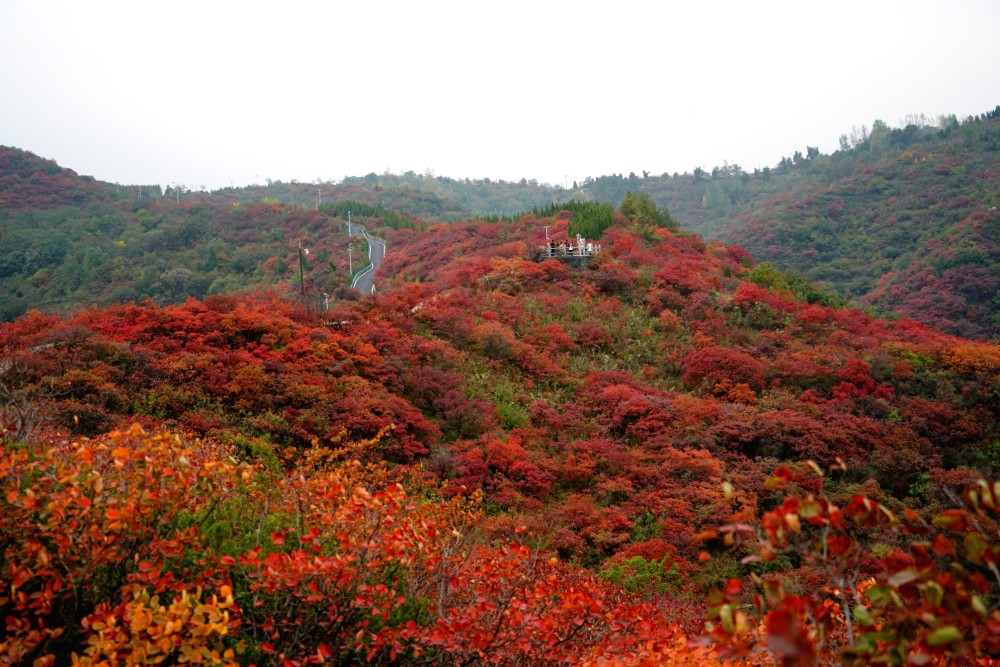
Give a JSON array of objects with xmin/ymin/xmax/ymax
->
[{"xmin": 620, "ymin": 191, "xmax": 679, "ymax": 231}]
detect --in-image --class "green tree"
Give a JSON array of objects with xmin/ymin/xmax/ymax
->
[
  {"xmin": 620, "ymin": 191, "xmax": 678, "ymax": 231},
  {"xmin": 869, "ymin": 119, "xmax": 890, "ymax": 157},
  {"xmin": 702, "ymin": 181, "xmax": 731, "ymax": 215}
]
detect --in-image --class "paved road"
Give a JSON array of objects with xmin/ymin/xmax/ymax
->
[{"xmin": 348, "ymin": 225, "xmax": 386, "ymax": 295}]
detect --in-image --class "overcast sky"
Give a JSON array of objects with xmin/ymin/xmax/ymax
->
[{"xmin": 2, "ymin": 0, "xmax": 998, "ymax": 190}]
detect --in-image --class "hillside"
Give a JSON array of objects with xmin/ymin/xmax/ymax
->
[
  {"xmin": 0, "ymin": 196, "xmax": 359, "ymax": 320},
  {"xmin": 683, "ymin": 111, "xmax": 1000, "ymax": 340},
  {"xmin": 0, "ymin": 146, "xmax": 110, "ymax": 210},
  {"xmin": 3, "ymin": 203, "xmax": 999, "ymax": 664},
  {"xmin": 333, "ymin": 109, "xmax": 1000, "ymax": 338},
  {"xmin": 611, "ymin": 111, "xmax": 999, "ymax": 339},
  {"xmin": 0, "ymin": 147, "xmax": 437, "ymax": 321}
]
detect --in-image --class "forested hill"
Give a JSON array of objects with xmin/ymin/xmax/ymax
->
[
  {"xmin": 657, "ymin": 110, "xmax": 1000, "ymax": 340},
  {"xmin": 351, "ymin": 109, "xmax": 1000, "ymax": 338},
  {"xmin": 0, "ymin": 147, "xmax": 436, "ymax": 322},
  {"xmin": 199, "ymin": 109, "xmax": 1000, "ymax": 338}
]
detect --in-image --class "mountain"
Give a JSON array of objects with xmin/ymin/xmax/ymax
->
[
  {"xmin": 2, "ymin": 197, "xmax": 999, "ymax": 664},
  {"xmin": 676, "ymin": 111, "xmax": 1000, "ymax": 340},
  {"xmin": 328, "ymin": 109, "xmax": 1000, "ymax": 338}
]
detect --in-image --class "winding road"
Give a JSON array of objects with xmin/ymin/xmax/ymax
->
[{"xmin": 348, "ymin": 225, "xmax": 386, "ymax": 295}]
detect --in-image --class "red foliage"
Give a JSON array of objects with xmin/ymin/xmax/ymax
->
[
  {"xmin": 711, "ymin": 467, "xmax": 1000, "ymax": 666},
  {"xmin": 0, "ymin": 147, "xmax": 109, "ymax": 209},
  {"xmin": 3, "ymin": 194, "xmax": 999, "ymax": 665},
  {"xmin": 682, "ymin": 345, "xmax": 766, "ymax": 392},
  {"xmin": 733, "ymin": 281, "xmax": 796, "ymax": 313}
]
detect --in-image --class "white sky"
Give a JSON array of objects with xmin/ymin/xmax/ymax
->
[{"xmin": 2, "ymin": 0, "xmax": 998, "ymax": 190}]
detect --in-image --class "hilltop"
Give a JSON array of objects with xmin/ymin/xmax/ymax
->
[
  {"xmin": 367, "ymin": 109, "xmax": 1000, "ymax": 338},
  {"xmin": 0, "ymin": 146, "xmax": 110, "ymax": 210}
]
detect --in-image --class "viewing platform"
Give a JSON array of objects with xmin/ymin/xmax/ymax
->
[{"xmin": 533, "ymin": 234, "xmax": 601, "ymax": 268}]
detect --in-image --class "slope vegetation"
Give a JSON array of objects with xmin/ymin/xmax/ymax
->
[
  {"xmin": 339, "ymin": 109, "xmax": 1000, "ymax": 338},
  {"xmin": 582, "ymin": 112, "xmax": 1000, "ymax": 338},
  {"xmin": 0, "ymin": 147, "xmax": 430, "ymax": 321},
  {"xmin": 3, "ymin": 206, "xmax": 999, "ymax": 664}
]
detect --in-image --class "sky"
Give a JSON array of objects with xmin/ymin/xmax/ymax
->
[{"xmin": 2, "ymin": 0, "xmax": 999, "ymax": 191}]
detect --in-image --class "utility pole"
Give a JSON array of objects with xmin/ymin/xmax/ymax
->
[
  {"xmin": 348, "ymin": 210, "xmax": 352, "ymax": 235},
  {"xmin": 348, "ymin": 243, "xmax": 353, "ymax": 275},
  {"xmin": 298, "ymin": 241, "xmax": 309, "ymax": 296}
]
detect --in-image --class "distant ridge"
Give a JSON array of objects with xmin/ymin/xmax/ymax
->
[{"xmin": 0, "ymin": 146, "xmax": 108, "ymax": 210}]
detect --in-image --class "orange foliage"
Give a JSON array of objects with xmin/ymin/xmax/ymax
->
[
  {"xmin": 1, "ymin": 425, "xmax": 736, "ymax": 665},
  {"xmin": 939, "ymin": 342, "xmax": 1000, "ymax": 374}
]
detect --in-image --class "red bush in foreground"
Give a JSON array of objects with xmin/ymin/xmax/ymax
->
[
  {"xmin": 1, "ymin": 425, "xmax": 723, "ymax": 666},
  {"xmin": 708, "ymin": 462, "xmax": 1000, "ymax": 666}
]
